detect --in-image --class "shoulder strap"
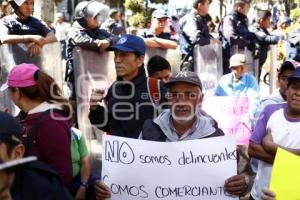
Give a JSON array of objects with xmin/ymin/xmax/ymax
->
[
  {"xmin": 147, "ymin": 78, "xmax": 161, "ymax": 108},
  {"xmin": 23, "ymin": 109, "xmax": 66, "ymax": 154}
]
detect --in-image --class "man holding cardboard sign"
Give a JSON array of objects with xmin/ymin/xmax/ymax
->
[{"xmin": 95, "ymin": 71, "xmax": 249, "ymax": 199}]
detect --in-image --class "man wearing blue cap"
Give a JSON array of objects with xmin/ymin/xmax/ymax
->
[
  {"xmin": 141, "ymin": 9, "xmax": 178, "ymax": 49},
  {"xmin": 248, "ymin": 67, "xmax": 300, "ymax": 199},
  {"xmin": 89, "ymin": 34, "xmax": 167, "ymax": 139}
]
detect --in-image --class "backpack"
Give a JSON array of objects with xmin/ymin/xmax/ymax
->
[
  {"xmin": 147, "ymin": 77, "xmax": 161, "ymax": 109},
  {"xmin": 22, "ymin": 109, "xmax": 67, "ymax": 154}
]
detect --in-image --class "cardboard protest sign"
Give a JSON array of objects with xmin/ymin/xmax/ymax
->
[
  {"xmin": 270, "ymin": 148, "xmax": 300, "ymax": 200},
  {"xmin": 102, "ymin": 135, "xmax": 238, "ymax": 200},
  {"xmin": 202, "ymin": 96, "xmax": 251, "ymax": 145}
]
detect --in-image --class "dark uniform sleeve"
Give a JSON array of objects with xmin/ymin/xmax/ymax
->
[
  {"xmin": 68, "ymin": 28, "xmax": 101, "ymax": 50},
  {"xmin": 222, "ymin": 16, "xmax": 239, "ymax": 44},
  {"xmin": 68, "ymin": 22, "xmax": 119, "ymax": 51},
  {"xmin": 38, "ymin": 19, "xmax": 52, "ymax": 37},
  {"xmin": 181, "ymin": 14, "xmax": 210, "ymax": 46},
  {"xmin": 249, "ymin": 25, "xmax": 279, "ymax": 45}
]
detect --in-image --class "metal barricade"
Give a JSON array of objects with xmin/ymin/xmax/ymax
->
[
  {"xmin": 0, "ymin": 43, "xmax": 63, "ymax": 115},
  {"xmin": 144, "ymin": 47, "xmax": 181, "ymax": 74},
  {"xmin": 193, "ymin": 44, "xmax": 223, "ymax": 96}
]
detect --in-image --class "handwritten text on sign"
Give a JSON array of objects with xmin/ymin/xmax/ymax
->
[
  {"xmin": 202, "ymin": 96, "xmax": 252, "ymax": 145},
  {"xmin": 102, "ymin": 135, "xmax": 238, "ymax": 200}
]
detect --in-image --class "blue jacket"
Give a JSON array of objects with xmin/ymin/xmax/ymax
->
[
  {"xmin": 214, "ymin": 73, "xmax": 260, "ymax": 122},
  {"xmin": 249, "ymin": 23, "xmax": 279, "ymax": 67}
]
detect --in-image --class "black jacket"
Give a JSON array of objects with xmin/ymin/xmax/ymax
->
[
  {"xmin": 220, "ymin": 12, "xmax": 252, "ymax": 48},
  {"xmin": 89, "ymin": 68, "xmax": 167, "ymax": 139},
  {"xmin": 249, "ymin": 23, "xmax": 279, "ymax": 66},
  {"xmin": 11, "ymin": 160, "xmax": 72, "ymax": 200},
  {"xmin": 179, "ymin": 9, "xmax": 211, "ymax": 55}
]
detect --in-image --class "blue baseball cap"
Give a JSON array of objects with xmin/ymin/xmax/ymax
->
[
  {"xmin": 106, "ymin": 34, "xmax": 146, "ymax": 55},
  {"xmin": 288, "ymin": 67, "xmax": 300, "ymax": 80}
]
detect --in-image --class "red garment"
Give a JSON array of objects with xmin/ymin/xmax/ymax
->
[{"xmin": 18, "ymin": 111, "xmax": 72, "ymax": 188}]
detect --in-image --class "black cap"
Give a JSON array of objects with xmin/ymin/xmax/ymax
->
[
  {"xmin": 0, "ymin": 112, "xmax": 23, "ymax": 144},
  {"xmin": 165, "ymin": 71, "xmax": 202, "ymax": 89},
  {"xmin": 278, "ymin": 61, "xmax": 296, "ymax": 76}
]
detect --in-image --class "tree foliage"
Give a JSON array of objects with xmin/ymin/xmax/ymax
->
[
  {"xmin": 124, "ymin": 0, "xmax": 144, "ymax": 13},
  {"xmin": 149, "ymin": 0, "xmax": 168, "ymax": 4},
  {"xmin": 124, "ymin": 0, "xmax": 168, "ymax": 27},
  {"xmin": 290, "ymin": 8, "xmax": 300, "ymax": 22}
]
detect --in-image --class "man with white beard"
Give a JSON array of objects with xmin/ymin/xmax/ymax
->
[{"xmin": 94, "ymin": 71, "xmax": 250, "ymax": 199}]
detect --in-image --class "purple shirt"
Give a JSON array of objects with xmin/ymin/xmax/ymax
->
[{"xmin": 250, "ymin": 103, "xmax": 286, "ymax": 144}]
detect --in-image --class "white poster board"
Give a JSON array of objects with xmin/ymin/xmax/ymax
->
[{"xmin": 102, "ymin": 135, "xmax": 238, "ymax": 200}]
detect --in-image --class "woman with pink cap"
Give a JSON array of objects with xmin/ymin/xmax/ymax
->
[
  {"xmin": 0, "ymin": 0, "xmax": 57, "ymax": 56},
  {"xmin": 1, "ymin": 63, "xmax": 73, "ymax": 188}
]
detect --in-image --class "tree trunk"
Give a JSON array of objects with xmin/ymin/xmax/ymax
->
[{"xmin": 33, "ymin": 0, "xmax": 55, "ymax": 23}]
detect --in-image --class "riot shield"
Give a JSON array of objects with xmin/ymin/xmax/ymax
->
[
  {"xmin": 0, "ymin": 43, "xmax": 62, "ymax": 115},
  {"xmin": 72, "ymin": 47, "xmax": 116, "ymax": 148},
  {"xmin": 144, "ymin": 47, "xmax": 181, "ymax": 74},
  {"xmin": 193, "ymin": 44, "xmax": 223, "ymax": 96}
]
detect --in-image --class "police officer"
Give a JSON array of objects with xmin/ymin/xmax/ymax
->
[
  {"xmin": 66, "ymin": 0, "xmax": 118, "ymax": 100},
  {"xmin": 101, "ymin": 8, "xmax": 125, "ymax": 36},
  {"xmin": 178, "ymin": 0, "xmax": 219, "ymax": 70},
  {"xmin": 0, "ymin": 0, "xmax": 57, "ymax": 56},
  {"xmin": 249, "ymin": 10, "xmax": 280, "ymax": 80},
  {"xmin": 141, "ymin": 9, "xmax": 178, "ymax": 49},
  {"xmin": 219, "ymin": 0, "xmax": 255, "ymax": 75}
]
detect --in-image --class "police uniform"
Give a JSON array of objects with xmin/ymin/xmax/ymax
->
[{"xmin": 0, "ymin": 13, "xmax": 52, "ymax": 36}]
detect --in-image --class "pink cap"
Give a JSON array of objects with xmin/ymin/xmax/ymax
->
[{"xmin": 0, "ymin": 63, "xmax": 40, "ymax": 91}]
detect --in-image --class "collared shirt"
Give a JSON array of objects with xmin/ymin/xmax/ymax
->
[{"xmin": 168, "ymin": 116, "xmax": 198, "ymax": 141}]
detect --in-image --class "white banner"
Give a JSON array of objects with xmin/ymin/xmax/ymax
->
[{"xmin": 102, "ymin": 135, "xmax": 238, "ymax": 200}]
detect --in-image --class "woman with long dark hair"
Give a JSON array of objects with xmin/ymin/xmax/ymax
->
[{"xmin": 1, "ymin": 63, "xmax": 73, "ymax": 188}]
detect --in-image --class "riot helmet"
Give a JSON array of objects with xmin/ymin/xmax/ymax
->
[
  {"xmin": 74, "ymin": 0, "xmax": 108, "ymax": 24},
  {"xmin": 8, "ymin": 0, "xmax": 26, "ymax": 11}
]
